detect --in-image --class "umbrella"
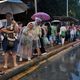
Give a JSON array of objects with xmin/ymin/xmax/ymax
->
[
  {"xmin": 52, "ymin": 20, "xmax": 60, "ymax": 23},
  {"xmin": 31, "ymin": 12, "xmax": 50, "ymax": 21},
  {"xmin": 0, "ymin": 0, "xmax": 7, "ymax": 3},
  {"xmin": 0, "ymin": 0, "xmax": 27, "ymax": 14}
]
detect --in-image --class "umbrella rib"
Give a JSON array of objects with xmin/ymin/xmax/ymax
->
[
  {"xmin": 17, "ymin": 3, "xmax": 27, "ymax": 10},
  {"xmin": 13, "ymin": 3, "xmax": 27, "ymax": 10},
  {"xmin": 10, "ymin": 3, "xmax": 14, "ymax": 14},
  {"xmin": 0, "ymin": 3, "xmax": 6, "ymax": 12},
  {"xmin": 0, "ymin": 1, "xmax": 27, "ymax": 14}
]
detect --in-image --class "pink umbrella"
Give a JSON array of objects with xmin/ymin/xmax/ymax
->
[{"xmin": 31, "ymin": 12, "xmax": 50, "ymax": 21}]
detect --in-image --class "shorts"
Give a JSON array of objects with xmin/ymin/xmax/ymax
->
[{"xmin": 2, "ymin": 38, "xmax": 18, "ymax": 53}]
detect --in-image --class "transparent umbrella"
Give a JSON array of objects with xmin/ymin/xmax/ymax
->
[{"xmin": 0, "ymin": 0, "xmax": 27, "ymax": 14}]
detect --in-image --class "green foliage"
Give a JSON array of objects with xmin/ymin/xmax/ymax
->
[
  {"xmin": 38, "ymin": 0, "xmax": 66, "ymax": 17},
  {"xmin": 38, "ymin": 0, "xmax": 80, "ymax": 19}
]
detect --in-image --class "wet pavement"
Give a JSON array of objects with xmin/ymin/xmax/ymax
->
[
  {"xmin": 0, "ymin": 41, "xmax": 80, "ymax": 80},
  {"xmin": 0, "ymin": 43, "xmax": 61, "ymax": 72},
  {"xmin": 20, "ymin": 45, "xmax": 80, "ymax": 80}
]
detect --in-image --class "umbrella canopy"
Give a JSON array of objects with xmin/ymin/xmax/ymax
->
[
  {"xmin": 52, "ymin": 20, "xmax": 60, "ymax": 23},
  {"xmin": 0, "ymin": 0, "xmax": 27, "ymax": 14},
  {"xmin": 31, "ymin": 12, "xmax": 50, "ymax": 21},
  {"xmin": 53, "ymin": 16, "xmax": 78, "ymax": 22},
  {"xmin": 0, "ymin": 0, "xmax": 7, "ymax": 3}
]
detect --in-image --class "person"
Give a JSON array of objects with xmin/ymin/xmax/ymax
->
[
  {"xmin": 76, "ymin": 26, "xmax": 80, "ymax": 40},
  {"xmin": 45, "ymin": 23, "xmax": 52, "ymax": 46},
  {"xmin": 65, "ymin": 25, "xmax": 70, "ymax": 42},
  {"xmin": 40, "ymin": 23, "xmax": 47, "ymax": 55},
  {"xmin": 42, "ymin": 23, "xmax": 50, "ymax": 46},
  {"xmin": 17, "ymin": 22, "xmax": 24, "ymax": 61},
  {"xmin": 70, "ymin": 24, "xmax": 76, "ymax": 42},
  {"xmin": 1, "ymin": 12, "xmax": 19, "ymax": 68},
  {"xmin": 20, "ymin": 22, "xmax": 34, "ymax": 61},
  {"xmin": 60, "ymin": 24, "xmax": 66, "ymax": 45},
  {"xmin": 56, "ymin": 24, "xmax": 61, "ymax": 45},
  {"xmin": 0, "ymin": 21, "xmax": 3, "ymax": 51},
  {"xmin": 50, "ymin": 23, "xmax": 57, "ymax": 46},
  {"xmin": 33, "ymin": 17, "xmax": 41, "ymax": 56}
]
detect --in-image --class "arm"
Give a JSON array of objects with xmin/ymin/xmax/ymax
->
[
  {"xmin": 1, "ymin": 28, "xmax": 14, "ymax": 33},
  {"xmin": 23, "ymin": 27, "xmax": 28, "ymax": 35},
  {"xmin": 12, "ymin": 20, "xmax": 19, "ymax": 33}
]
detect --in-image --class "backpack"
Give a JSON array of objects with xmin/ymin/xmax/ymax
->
[{"xmin": 61, "ymin": 31, "xmax": 65, "ymax": 37}]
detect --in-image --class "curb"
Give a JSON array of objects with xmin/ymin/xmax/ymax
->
[{"xmin": 0, "ymin": 41, "xmax": 80, "ymax": 80}]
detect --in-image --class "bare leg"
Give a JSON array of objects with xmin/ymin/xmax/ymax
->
[
  {"xmin": 61, "ymin": 38, "xmax": 65, "ymax": 45},
  {"xmin": 22, "ymin": 46, "xmax": 28, "ymax": 59},
  {"xmin": 4, "ymin": 53, "xmax": 8, "ymax": 68},
  {"xmin": 23, "ymin": 47, "xmax": 30, "ymax": 61},
  {"xmin": 12, "ymin": 53, "xmax": 18, "ymax": 67},
  {"xmin": 36, "ymin": 48, "xmax": 41, "ymax": 56},
  {"xmin": 51, "ymin": 42, "xmax": 54, "ymax": 47},
  {"xmin": 27, "ymin": 48, "xmax": 32, "ymax": 60},
  {"xmin": 19, "ymin": 46, "xmax": 23, "ymax": 61}
]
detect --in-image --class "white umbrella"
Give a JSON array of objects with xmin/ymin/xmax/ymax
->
[
  {"xmin": 0, "ymin": 0, "xmax": 7, "ymax": 3},
  {"xmin": 0, "ymin": 0, "xmax": 27, "ymax": 14},
  {"xmin": 52, "ymin": 20, "xmax": 60, "ymax": 23}
]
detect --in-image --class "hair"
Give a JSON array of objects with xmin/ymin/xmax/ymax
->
[
  {"xmin": 18, "ymin": 21, "xmax": 22, "ymax": 25},
  {"xmin": 45, "ymin": 22, "xmax": 50, "ymax": 27},
  {"xmin": 6, "ymin": 12, "xmax": 14, "ymax": 20},
  {"xmin": 6, "ymin": 12, "xmax": 13, "ymax": 16},
  {"xmin": 27, "ymin": 22, "xmax": 34, "ymax": 28}
]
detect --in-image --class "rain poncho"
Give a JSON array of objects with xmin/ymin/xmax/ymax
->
[{"xmin": 17, "ymin": 22, "xmax": 34, "ymax": 59}]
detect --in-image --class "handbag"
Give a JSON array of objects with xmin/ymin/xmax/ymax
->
[
  {"xmin": 7, "ymin": 40, "xmax": 14, "ymax": 47},
  {"xmin": 7, "ymin": 26, "xmax": 16, "ymax": 47}
]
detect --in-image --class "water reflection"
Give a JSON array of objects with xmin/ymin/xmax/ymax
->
[{"xmin": 20, "ymin": 45, "xmax": 80, "ymax": 80}]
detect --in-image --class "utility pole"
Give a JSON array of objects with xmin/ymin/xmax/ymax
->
[
  {"xmin": 34, "ymin": 0, "xmax": 37, "ymax": 13},
  {"xmin": 67, "ymin": 0, "xmax": 69, "ymax": 17}
]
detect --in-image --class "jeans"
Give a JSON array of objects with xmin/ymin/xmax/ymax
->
[
  {"xmin": 70, "ymin": 34, "xmax": 75, "ymax": 41},
  {"xmin": 56, "ymin": 35, "xmax": 61, "ymax": 44}
]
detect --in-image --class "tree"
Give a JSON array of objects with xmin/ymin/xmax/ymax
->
[
  {"xmin": 38, "ymin": 0, "xmax": 66, "ymax": 17},
  {"xmin": 38, "ymin": 0, "xmax": 80, "ymax": 19}
]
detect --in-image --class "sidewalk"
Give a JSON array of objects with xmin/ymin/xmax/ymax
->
[{"xmin": 0, "ymin": 43, "xmax": 61, "ymax": 71}]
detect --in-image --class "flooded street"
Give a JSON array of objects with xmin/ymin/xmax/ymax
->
[{"xmin": 20, "ymin": 45, "xmax": 80, "ymax": 80}]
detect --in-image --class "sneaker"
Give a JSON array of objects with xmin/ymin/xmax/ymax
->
[
  {"xmin": 3, "ymin": 65, "xmax": 8, "ymax": 68},
  {"xmin": 28, "ymin": 57, "xmax": 31, "ymax": 61},
  {"xmin": 41, "ymin": 52, "xmax": 47, "ymax": 55},
  {"xmin": 19, "ymin": 57, "xmax": 23, "ymax": 62}
]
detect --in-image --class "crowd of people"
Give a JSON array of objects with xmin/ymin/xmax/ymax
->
[{"xmin": 0, "ymin": 12, "xmax": 80, "ymax": 68}]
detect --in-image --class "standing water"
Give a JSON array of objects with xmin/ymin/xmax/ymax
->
[{"xmin": 19, "ymin": 45, "xmax": 80, "ymax": 80}]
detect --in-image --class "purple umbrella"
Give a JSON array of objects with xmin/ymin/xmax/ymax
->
[{"xmin": 31, "ymin": 12, "xmax": 50, "ymax": 21}]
